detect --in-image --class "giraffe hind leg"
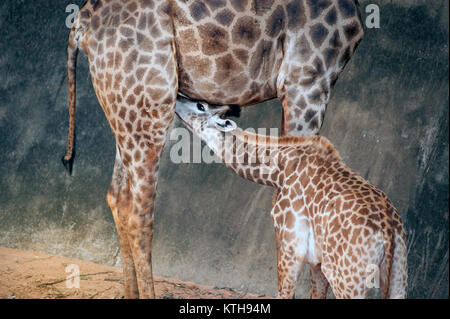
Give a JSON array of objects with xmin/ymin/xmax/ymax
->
[
  {"xmin": 87, "ymin": 2, "xmax": 178, "ymax": 298},
  {"xmin": 310, "ymin": 263, "xmax": 329, "ymax": 299},
  {"xmin": 106, "ymin": 147, "xmax": 139, "ymax": 298},
  {"xmin": 385, "ymin": 233, "xmax": 408, "ymax": 298},
  {"xmin": 272, "ymin": 205, "xmax": 308, "ymax": 298},
  {"xmin": 321, "ymin": 256, "xmax": 370, "ymax": 299}
]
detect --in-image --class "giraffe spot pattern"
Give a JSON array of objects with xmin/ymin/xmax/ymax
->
[
  {"xmin": 69, "ymin": 0, "xmax": 372, "ymax": 299},
  {"xmin": 215, "ymin": 8, "xmax": 235, "ymax": 26},
  {"xmin": 198, "ymin": 23, "xmax": 229, "ymax": 55},
  {"xmin": 232, "ymin": 16, "xmax": 261, "ymax": 48}
]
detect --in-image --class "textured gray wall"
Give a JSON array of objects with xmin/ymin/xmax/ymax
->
[{"xmin": 0, "ymin": 1, "xmax": 448, "ymax": 298}]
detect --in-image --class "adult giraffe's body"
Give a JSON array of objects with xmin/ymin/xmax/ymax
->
[{"xmin": 63, "ymin": 0, "xmax": 364, "ymax": 298}]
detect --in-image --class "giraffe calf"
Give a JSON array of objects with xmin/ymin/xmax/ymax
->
[{"xmin": 175, "ymin": 97, "xmax": 408, "ymax": 299}]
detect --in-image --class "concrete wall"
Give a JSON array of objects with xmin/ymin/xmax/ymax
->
[{"xmin": 0, "ymin": 0, "xmax": 448, "ymax": 298}]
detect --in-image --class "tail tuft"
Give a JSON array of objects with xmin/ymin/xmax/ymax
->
[{"xmin": 62, "ymin": 152, "xmax": 75, "ymax": 175}]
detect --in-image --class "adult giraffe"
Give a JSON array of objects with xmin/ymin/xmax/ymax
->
[{"xmin": 62, "ymin": 0, "xmax": 364, "ymax": 298}]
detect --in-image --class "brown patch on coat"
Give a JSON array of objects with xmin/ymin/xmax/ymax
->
[{"xmin": 198, "ymin": 23, "xmax": 229, "ymax": 55}]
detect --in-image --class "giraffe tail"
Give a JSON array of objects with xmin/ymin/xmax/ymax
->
[
  {"xmin": 381, "ymin": 203, "xmax": 396, "ymax": 299},
  {"xmin": 62, "ymin": 26, "xmax": 79, "ymax": 175}
]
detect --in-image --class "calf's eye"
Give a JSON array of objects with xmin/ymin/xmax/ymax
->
[{"xmin": 196, "ymin": 103, "xmax": 205, "ymax": 112}]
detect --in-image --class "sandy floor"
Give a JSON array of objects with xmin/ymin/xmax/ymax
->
[{"xmin": 0, "ymin": 246, "xmax": 268, "ymax": 299}]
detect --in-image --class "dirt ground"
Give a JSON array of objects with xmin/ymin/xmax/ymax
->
[{"xmin": 0, "ymin": 246, "xmax": 268, "ymax": 299}]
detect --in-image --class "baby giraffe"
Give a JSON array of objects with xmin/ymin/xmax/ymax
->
[{"xmin": 175, "ymin": 97, "xmax": 408, "ymax": 299}]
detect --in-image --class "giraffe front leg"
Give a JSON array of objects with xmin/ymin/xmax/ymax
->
[
  {"xmin": 106, "ymin": 147, "xmax": 139, "ymax": 299},
  {"xmin": 278, "ymin": 71, "xmax": 330, "ymax": 137},
  {"xmin": 278, "ymin": 25, "xmax": 363, "ymax": 136}
]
